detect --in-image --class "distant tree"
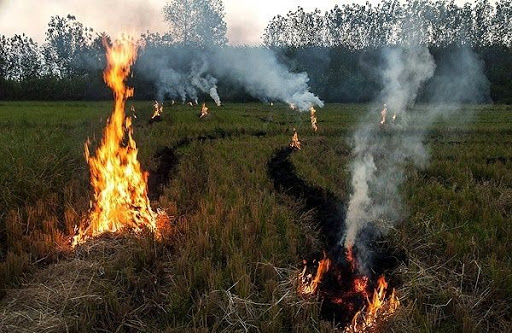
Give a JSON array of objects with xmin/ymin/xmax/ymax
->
[
  {"xmin": 140, "ymin": 31, "xmax": 174, "ymax": 48},
  {"xmin": 163, "ymin": 0, "xmax": 227, "ymax": 46},
  {"xmin": 4, "ymin": 34, "xmax": 42, "ymax": 81},
  {"xmin": 0, "ymin": 35, "xmax": 8, "ymax": 79},
  {"xmin": 43, "ymin": 14, "xmax": 94, "ymax": 77}
]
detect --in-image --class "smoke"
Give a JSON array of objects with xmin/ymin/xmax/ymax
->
[
  {"xmin": 190, "ymin": 56, "xmax": 221, "ymax": 106},
  {"xmin": 212, "ymin": 47, "xmax": 323, "ymax": 111},
  {"xmin": 137, "ymin": 46, "xmax": 323, "ymax": 111},
  {"xmin": 137, "ymin": 46, "xmax": 221, "ymax": 104},
  {"xmin": 343, "ymin": 45, "xmax": 489, "ymax": 275}
]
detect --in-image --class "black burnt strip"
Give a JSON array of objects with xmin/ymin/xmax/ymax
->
[
  {"xmin": 148, "ymin": 130, "xmax": 268, "ymax": 201},
  {"xmin": 267, "ymin": 146, "xmax": 345, "ymax": 258}
]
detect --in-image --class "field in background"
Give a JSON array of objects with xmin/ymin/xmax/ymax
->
[{"xmin": 0, "ymin": 102, "xmax": 510, "ymax": 331}]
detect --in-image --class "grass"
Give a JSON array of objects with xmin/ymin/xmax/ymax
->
[{"xmin": 0, "ymin": 101, "xmax": 511, "ymax": 331}]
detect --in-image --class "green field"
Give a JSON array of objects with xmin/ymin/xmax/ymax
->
[{"xmin": 0, "ymin": 101, "xmax": 511, "ymax": 332}]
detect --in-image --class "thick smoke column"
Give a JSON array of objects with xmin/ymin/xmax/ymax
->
[
  {"xmin": 343, "ymin": 45, "xmax": 489, "ymax": 274},
  {"xmin": 212, "ymin": 47, "xmax": 323, "ymax": 111}
]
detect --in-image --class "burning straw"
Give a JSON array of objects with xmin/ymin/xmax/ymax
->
[{"xmin": 73, "ymin": 37, "xmax": 158, "ymax": 246}]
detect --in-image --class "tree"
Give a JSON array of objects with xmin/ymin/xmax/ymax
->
[
  {"xmin": 4, "ymin": 34, "xmax": 42, "ymax": 81},
  {"xmin": 43, "ymin": 14, "xmax": 94, "ymax": 77},
  {"xmin": 163, "ymin": 0, "xmax": 227, "ymax": 46}
]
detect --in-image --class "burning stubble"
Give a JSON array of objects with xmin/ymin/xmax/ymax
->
[{"xmin": 73, "ymin": 37, "xmax": 157, "ymax": 246}]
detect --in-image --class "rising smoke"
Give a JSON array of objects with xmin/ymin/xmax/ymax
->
[
  {"xmin": 343, "ymin": 45, "xmax": 489, "ymax": 275},
  {"xmin": 137, "ymin": 46, "xmax": 323, "ymax": 111}
]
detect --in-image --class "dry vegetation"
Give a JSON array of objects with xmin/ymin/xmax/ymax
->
[{"xmin": 0, "ymin": 101, "xmax": 511, "ymax": 332}]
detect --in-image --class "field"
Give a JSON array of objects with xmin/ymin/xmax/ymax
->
[{"xmin": 0, "ymin": 101, "xmax": 511, "ymax": 332}]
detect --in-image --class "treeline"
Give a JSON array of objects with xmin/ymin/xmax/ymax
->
[
  {"xmin": 263, "ymin": 0, "xmax": 512, "ymax": 48},
  {"xmin": 1, "ymin": 0, "xmax": 512, "ymax": 103}
]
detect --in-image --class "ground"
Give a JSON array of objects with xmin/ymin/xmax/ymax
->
[{"xmin": 0, "ymin": 101, "xmax": 511, "ymax": 332}]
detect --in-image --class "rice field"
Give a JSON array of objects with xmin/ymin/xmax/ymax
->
[{"xmin": 0, "ymin": 101, "xmax": 511, "ymax": 332}]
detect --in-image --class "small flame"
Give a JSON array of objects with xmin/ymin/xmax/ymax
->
[
  {"xmin": 289, "ymin": 103, "xmax": 296, "ymax": 110},
  {"xmin": 200, "ymin": 103, "xmax": 209, "ymax": 118},
  {"xmin": 188, "ymin": 101, "xmax": 194, "ymax": 107},
  {"xmin": 152, "ymin": 100, "xmax": 163, "ymax": 119},
  {"xmin": 73, "ymin": 37, "xmax": 156, "ymax": 246},
  {"xmin": 130, "ymin": 105, "xmax": 137, "ymax": 119},
  {"xmin": 310, "ymin": 106, "xmax": 318, "ymax": 132},
  {"xmin": 350, "ymin": 275, "xmax": 400, "ymax": 331},
  {"xmin": 380, "ymin": 104, "xmax": 387, "ymax": 125},
  {"xmin": 392, "ymin": 112, "xmax": 397, "ymax": 122},
  {"xmin": 299, "ymin": 253, "xmax": 331, "ymax": 295},
  {"xmin": 290, "ymin": 128, "xmax": 301, "ymax": 150}
]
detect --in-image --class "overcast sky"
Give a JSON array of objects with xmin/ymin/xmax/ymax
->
[{"xmin": 0, "ymin": 0, "xmax": 399, "ymax": 45}]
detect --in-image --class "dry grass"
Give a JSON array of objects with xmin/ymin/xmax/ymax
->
[{"xmin": 0, "ymin": 102, "xmax": 511, "ymax": 331}]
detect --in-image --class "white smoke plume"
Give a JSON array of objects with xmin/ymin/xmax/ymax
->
[
  {"xmin": 190, "ymin": 56, "xmax": 221, "ymax": 106},
  {"xmin": 156, "ymin": 57, "xmax": 221, "ymax": 105},
  {"xmin": 343, "ymin": 45, "xmax": 489, "ymax": 275},
  {"xmin": 139, "ymin": 46, "xmax": 323, "ymax": 111},
  {"xmin": 212, "ymin": 47, "xmax": 323, "ymax": 111}
]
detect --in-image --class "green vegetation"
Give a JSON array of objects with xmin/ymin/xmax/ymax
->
[{"xmin": 0, "ymin": 102, "xmax": 510, "ymax": 331}]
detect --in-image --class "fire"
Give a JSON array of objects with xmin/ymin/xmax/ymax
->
[
  {"xmin": 200, "ymin": 103, "xmax": 209, "ymax": 119},
  {"xmin": 130, "ymin": 105, "xmax": 137, "ymax": 119},
  {"xmin": 310, "ymin": 106, "xmax": 318, "ymax": 132},
  {"xmin": 299, "ymin": 253, "xmax": 331, "ymax": 295},
  {"xmin": 289, "ymin": 103, "xmax": 297, "ymax": 110},
  {"xmin": 152, "ymin": 100, "xmax": 163, "ymax": 119},
  {"xmin": 290, "ymin": 128, "xmax": 301, "ymax": 150},
  {"xmin": 350, "ymin": 275, "xmax": 400, "ymax": 331},
  {"xmin": 380, "ymin": 104, "xmax": 387, "ymax": 125},
  {"xmin": 73, "ymin": 37, "xmax": 156, "ymax": 246},
  {"xmin": 299, "ymin": 249, "xmax": 400, "ymax": 331},
  {"xmin": 188, "ymin": 101, "xmax": 194, "ymax": 107}
]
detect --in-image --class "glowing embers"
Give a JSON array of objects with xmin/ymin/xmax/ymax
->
[
  {"xmin": 298, "ymin": 249, "xmax": 399, "ymax": 331},
  {"xmin": 73, "ymin": 37, "xmax": 157, "ymax": 246},
  {"xmin": 290, "ymin": 128, "xmax": 301, "ymax": 150}
]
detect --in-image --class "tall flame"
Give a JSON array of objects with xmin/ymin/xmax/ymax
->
[{"xmin": 74, "ymin": 37, "xmax": 156, "ymax": 245}]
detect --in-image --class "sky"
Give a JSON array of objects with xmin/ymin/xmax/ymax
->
[{"xmin": 0, "ymin": 0, "xmax": 391, "ymax": 45}]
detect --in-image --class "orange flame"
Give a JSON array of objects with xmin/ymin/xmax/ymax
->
[
  {"xmin": 73, "ymin": 37, "xmax": 156, "ymax": 246},
  {"xmin": 152, "ymin": 100, "xmax": 163, "ymax": 119},
  {"xmin": 310, "ymin": 106, "xmax": 318, "ymax": 132},
  {"xmin": 290, "ymin": 128, "xmax": 301, "ymax": 150},
  {"xmin": 299, "ymin": 253, "xmax": 331, "ymax": 295},
  {"xmin": 354, "ymin": 275, "xmax": 400, "ymax": 331},
  {"xmin": 200, "ymin": 103, "xmax": 209, "ymax": 119}
]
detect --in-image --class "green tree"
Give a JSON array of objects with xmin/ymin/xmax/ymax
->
[
  {"xmin": 163, "ymin": 0, "xmax": 227, "ymax": 46},
  {"xmin": 43, "ymin": 14, "xmax": 94, "ymax": 77}
]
